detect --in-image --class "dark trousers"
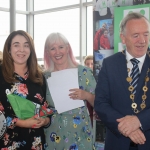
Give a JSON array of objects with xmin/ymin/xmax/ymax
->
[
  {"xmin": 129, "ymin": 147, "xmax": 138, "ymax": 150},
  {"xmin": 129, "ymin": 142, "xmax": 138, "ymax": 150}
]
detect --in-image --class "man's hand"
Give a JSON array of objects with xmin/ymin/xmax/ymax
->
[
  {"xmin": 116, "ymin": 115, "xmax": 141, "ymax": 136},
  {"xmin": 128, "ymin": 129, "xmax": 146, "ymax": 145}
]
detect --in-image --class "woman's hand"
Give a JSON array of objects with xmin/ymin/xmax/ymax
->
[
  {"xmin": 16, "ymin": 117, "xmax": 40, "ymax": 128},
  {"xmin": 16, "ymin": 116, "xmax": 50, "ymax": 128},
  {"xmin": 69, "ymin": 88, "xmax": 95, "ymax": 107},
  {"xmin": 69, "ymin": 88, "xmax": 88, "ymax": 100},
  {"xmin": 34, "ymin": 117, "xmax": 50, "ymax": 128}
]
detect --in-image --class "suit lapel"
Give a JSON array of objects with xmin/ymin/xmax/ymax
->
[
  {"xmin": 135, "ymin": 54, "xmax": 150, "ymax": 100},
  {"xmin": 117, "ymin": 52, "xmax": 130, "ymax": 96}
]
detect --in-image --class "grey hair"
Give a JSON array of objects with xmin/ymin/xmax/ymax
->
[
  {"xmin": 45, "ymin": 32, "xmax": 69, "ymax": 51},
  {"xmin": 120, "ymin": 12, "xmax": 149, "ymax": 34}
]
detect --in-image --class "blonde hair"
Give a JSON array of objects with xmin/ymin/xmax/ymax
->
[
  {"xmin": 84, "ymin": 55, "xmax": 93, "ymax": 65},
  {"xmin": 44, "ymin": 32, "xmax": 78, "ymax": 71}
]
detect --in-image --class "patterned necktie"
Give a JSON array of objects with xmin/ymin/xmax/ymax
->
[{"xmin": 130, "ymin": 58, "xmax": 140, "ymax": 94}]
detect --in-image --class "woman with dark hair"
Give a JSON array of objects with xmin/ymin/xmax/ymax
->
[
  {"xmin": 0, "ymin": 30, "xmax": 51, "ymax": 149},
  {"xmin": 44, "ymin": 32, "xmax": 96, "ymax": 149},
  {"xmin": 0, "ymin": 51, "xmax": 2, "ymax": 64}
]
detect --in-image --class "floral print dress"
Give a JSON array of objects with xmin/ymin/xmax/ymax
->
[
  {"xmin": 44, "ymin": 65, "xmax": 96, "ymax": 150},
  {"xmin": 0, "ymin": 67, "xmax": 49, "ymax": 150}
]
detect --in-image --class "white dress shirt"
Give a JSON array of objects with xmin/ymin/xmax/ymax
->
[{"xmin": 126, "ymin": 50, "xmax": 146, "ymax": 76}]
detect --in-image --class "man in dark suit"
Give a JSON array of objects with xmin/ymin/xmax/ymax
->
[{"xmin": 94, "ymin": 12, "xmax": 150, "ymax": 150}]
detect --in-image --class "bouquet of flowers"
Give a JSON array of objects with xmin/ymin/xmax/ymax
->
[{"xmin": 6, "ymin": 89, "xmax": 54, "ymax": 120}]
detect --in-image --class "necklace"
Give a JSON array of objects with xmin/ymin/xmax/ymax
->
[{"xmin": 122, "ymin": 50, "xmax": 150, "ymax": 113}]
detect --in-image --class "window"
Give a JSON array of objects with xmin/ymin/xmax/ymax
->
[
  {"xmin": 0, "ymin": 11, "xmax": 9, "ymax": 51},
  {"xmin": 34, "ymin": 0, "xmax": 79, "ymax": 11},
  {"xmin": 0, "ymin": 0, "xmax": 9, "ymax": 8},
  {"xmin": 34, "ymin": 8, "xmax": 79, "ymax": 59},
  {"xmin": 87, "ymin": 6, "xmax": 93, "ymax": 55},
  {"xmin": 16, "ymin": 14, "xmax": 27, "ymax": 31},
  {"xmin": 16, "ymin": 0, "xmax": 26, "ymax": 11},
  {"xmin": 0, "ymin": 1, "xmax": 93, "ymax": 65}
]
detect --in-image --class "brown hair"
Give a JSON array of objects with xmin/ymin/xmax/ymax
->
[
  {"xmin": 2, "ymin": 30, "xmax": 43, "ymax": 85},
  {"xmin": 0, "ymin": 51, "xmax": 3, "ymax": 64},
  {"xmin": 84, "ymin": 55, "xmax": 93, "ymax": 65}
]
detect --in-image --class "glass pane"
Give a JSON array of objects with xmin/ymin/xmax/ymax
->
[
  {"xmin": 34, "ymin": 0, "xmax": 79, "ymax": 11},
  {"xmin": 34, "ymin": 9, "xmax": 79, "ymax": 60},
  {"xmin": 0, "ymin": 11, "xmax": 9, "ymax": 52},
  {"xmin": 16, "ymin": 14, "xmax": 26, "ymax": 31},
  {"xmin": 0, "ymin": 0, "xmax": 9, "ymax": 8},
  {"xmin": 87, "ymin": 6, "xmax": 93, "ymax": 55},
  {"xmin": 87, "ymin": 0, "xmax": 92, "ymax": 2},
  {"xmin": 16, "ymin": 0, "xmax": 26, "ymax": 11}
]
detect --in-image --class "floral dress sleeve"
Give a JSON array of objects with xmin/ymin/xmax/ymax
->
[
  {"xmin": 78, "ymin": 65, "xmax": 96, "ymax": 95},
  {"xmin": 0, "ymin": 70, "xmax": 19, "ymax": 130}
]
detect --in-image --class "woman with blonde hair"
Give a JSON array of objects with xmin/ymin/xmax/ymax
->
[
  {"xmin": 44, "ymin": 32, "xmax": 96, "ymax": 149},
  {"xmin": 84, "ymin": 55, "xmax": 93, "ymax": 70}
]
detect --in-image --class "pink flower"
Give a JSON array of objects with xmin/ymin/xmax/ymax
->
[
  {"xmin": 0, "ymin": 103, "xmax": 4, "ymax": 112},
  {"xmin": 34, "ymin": 93, "xmax": 44, "ymax": 103},
  {"xmin": 17, "ymin": 84, "xmax": 28, "ymax": 95},
  {"xmin": 44, "ymin": 101, "xmax": 48, "ymax": 107}
]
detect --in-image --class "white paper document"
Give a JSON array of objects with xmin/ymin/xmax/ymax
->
[{"xmin": 47, "ymin": 68, "xmax": 84, "ymax": 114}]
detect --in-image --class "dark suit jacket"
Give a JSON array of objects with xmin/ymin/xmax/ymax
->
[{"xmin": 94, "ymin": 51, "xmax": 150, "ymax": 150}]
